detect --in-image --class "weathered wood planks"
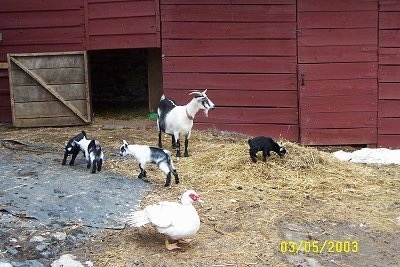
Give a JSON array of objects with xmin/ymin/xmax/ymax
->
[{"xmin": 8, "ymin": 52, "xmax": 91, "ymax": 127}]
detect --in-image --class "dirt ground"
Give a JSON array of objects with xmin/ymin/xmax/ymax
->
[{"xmin": 1, "ymin": 118, "xmax": 399, "ymax": 267}]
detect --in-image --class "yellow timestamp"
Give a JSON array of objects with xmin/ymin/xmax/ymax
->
[{"xmin": 280, "ymin": 240, "xmax": 359, "ymax": 254}]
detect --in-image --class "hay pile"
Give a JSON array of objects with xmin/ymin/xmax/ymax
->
[{"xmin": 1, "ymin": 119, "xmax": 399, "ymax": 266}]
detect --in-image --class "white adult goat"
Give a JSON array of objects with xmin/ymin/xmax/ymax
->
[{"xmin": 157, "ymin": 89, "xmax": 215, "ymax": 157}]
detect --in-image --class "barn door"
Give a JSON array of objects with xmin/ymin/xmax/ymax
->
[
  {"xmin": 297, "ymin": 0, "xmax": 378, "ymax": 145},
  {"xmin": 8, "ymin": 51, "xmax": 91, "ymax": 127}
]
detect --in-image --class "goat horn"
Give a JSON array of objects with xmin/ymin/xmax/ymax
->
[{"xmin": 188, "ymin": 90, "xmax": 203, "ymax": 96}]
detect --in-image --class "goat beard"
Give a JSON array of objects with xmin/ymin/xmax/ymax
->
[{"xmin": 204, "ymin": 109, "xmax": 209, "ymax": 117}]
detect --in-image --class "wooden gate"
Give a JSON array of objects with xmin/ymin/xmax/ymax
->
[
  {"xmin": 8, "ymin": 51, "xmax": 91, "ymax": 127},
  {"xmin": 297, "ymin": 0, "xmax": 378, "ymax": 145}
]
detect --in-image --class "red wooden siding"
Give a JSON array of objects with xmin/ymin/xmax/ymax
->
[
  {"xmin": 86, "ymin": 0, "xmax": 160, "ymax": 49},
  {"xmin": 0, "ymin": 0, "xmax": 85, "ymax": 123},
  {"xmin": 160, "ymin": 0, "xmax": 298, "ymax": 141},
  {"xmin": 0, "ymin": 0, "xmax": 160, "ymax": 123},
  {"xmin": 378, "ymin": 1, "xmax": 400, "ymax": 148},
  {"xmin": 0, "ymin": 0, "xmax": 85, "ymax": 60},
  {"xmin": 298, "ymin": 0, "xmax": 379, "ymax": 145}
]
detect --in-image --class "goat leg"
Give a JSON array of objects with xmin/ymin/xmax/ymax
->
[
  {"xmin": 173, "ymin": 171, "xmax": 179, "ymax": 184},
  {"xmin": 87, "ymin": 160, "xmax": 91, "ymax": 169},
  {"xmin": 164, "ymin": 172, "xmax": 172, "ymax": 187},
  {"xmin": 171, "ymin": 135, "xmax": 177, "ymax": 149},
  {"xmin": 91, "ymin": 159, "xmax": 97, "ymax": 173},
  {"xmin": 176, "ymin": 139, "xmax": 181, "ymax": 157},
  {"xmin": 184, "ymin": 137, "xmax": 189, "ymax": 157},
  {"xmin": 61, "ymin": 152, "xmax": 68, "ymax": 165},
  {"xmin": 158, "ymin": 130, "xmax": 163, "ymax": 148},
  {"xmin": 138, "ymin": 164, "xmax": 147, "ymax": 178},
  {"xmin": 250, "ymin": 152, "xmax": 257, "ymax": 163},
  {"xmin": 69, "ymin": 149, "xmax": 79, "ymax": 166},
  {"xmin": 262, "ymin": 151, "xmax": 267, "ymax": 162},
  {"xmin": 97, "ymin": 159, "xmax": 103, "ymax": 172}
]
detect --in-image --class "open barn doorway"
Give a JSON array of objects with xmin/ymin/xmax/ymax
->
[{"xmin": 88, "ymin": 48, "xmax": 162, "ymax": 120}]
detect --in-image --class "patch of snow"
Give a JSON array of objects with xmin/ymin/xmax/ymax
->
[
  {"xmin": 332, "ymin": 148, "xmax": 400, "ymax": 165},
  {"xmin": 51, "ymin": 254, "xmax": 84, "ymax": 267}
]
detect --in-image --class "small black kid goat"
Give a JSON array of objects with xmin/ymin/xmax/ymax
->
[
  {"xmin": 157, "ymin": 89, "xmax": 215, "ymax": 157},
  {"xmin": 248, "ymin": 136, "xmax": 286, "ymax": 163}
]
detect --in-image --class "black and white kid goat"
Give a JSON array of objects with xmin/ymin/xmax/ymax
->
[
  {"xmin": 73, "ymin": 136, "xmax": 104, "ymax": 173},
  {"xmin": 157, "ymin": 89, "xmax": 215, "ymax": 157},
  {"xmin": 119, "ymin": 140, "xmax": 179, "ymax": 187},
  {"xmin": 62, "ymin": 131, "xmax": 87, "ymax": 166},
  {"xmin": 248, "ymin": 136, "xmax": 286, "ymax": 163}
]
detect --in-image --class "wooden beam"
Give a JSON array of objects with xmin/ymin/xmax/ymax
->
[
  {"xmin": 147, "ymin": 48, "xmax": 163, "ymax": 113},
  {"xmin": 0, "ymin": 62, "xmax": 8, "ymax": 69}
]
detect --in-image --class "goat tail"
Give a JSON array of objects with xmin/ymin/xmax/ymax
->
[
  {"xmin": 126, "ymin": 210, "xmax": 150, "ymax": 228},
  {"xmin": 82, "ymin": 130, "xmax": 87, "ymax": 137},
  {"xmin": 94, "ymin": 140, "xmax": 102, "ymax": 150},
  {"xmin": 247, "ymin": 138, "xmax": 252, "ymax": 145}
]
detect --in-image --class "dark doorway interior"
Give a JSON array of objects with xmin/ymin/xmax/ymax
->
[{"xmin": 88, "ymin": 49, "xmax": 149, "ymax": 118}]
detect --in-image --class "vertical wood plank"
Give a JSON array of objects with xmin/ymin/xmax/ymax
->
[{"xmin": 147, "ymin": 48, "xmax": 163, "ymax": 112}]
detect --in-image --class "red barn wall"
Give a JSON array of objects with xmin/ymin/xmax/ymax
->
[
  {"xmin": 160, "ymin": 0, "xmax": 299, "ymax": 141},
  {"xmin": 0, "ymin": 0, "xmax": 85, "ymax": 122},
  {"xmin": 86, "ymin": 0, "xmax": 160, "ymax": 49},
  {"xmin": 297, "ymin": 0, "xmax": 379, "ymax": 146},
  {"xmin": 1, "ymin": 0, "xmax": 400, "ymax": 148},
  {"xmin": 0, "ymin": 0, "xmax": 160, "ymax": 122},
  {"xmin": 378, "ymin": 0, "xmax": 400, "ymax": 148}
]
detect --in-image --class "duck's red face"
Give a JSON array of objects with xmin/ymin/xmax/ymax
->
[{"xmin": 189, "ymin": 193, "xmax": 200, "ymax": 202}]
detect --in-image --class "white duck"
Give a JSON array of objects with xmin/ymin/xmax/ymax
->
[{"xmin": 126, "ymin": 190, "xmax": 203, "ymax": 250}]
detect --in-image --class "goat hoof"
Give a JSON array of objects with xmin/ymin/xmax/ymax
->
[
  {"xmin": 141, "ymin": 178, "xmax": 150, "ymax": 183},
  {"xmin": 164, "ymin": 183, "xmax": 170, "ymax": 187}
]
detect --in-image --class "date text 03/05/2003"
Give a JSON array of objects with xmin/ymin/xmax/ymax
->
[{"xmin": 280, "ymin": 240, "xmax": 359, "ymax": 254}]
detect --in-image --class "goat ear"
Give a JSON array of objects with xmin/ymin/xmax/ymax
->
[
  {"xmin": 122, "ymin": 140, "xmax": 128, "ymax": 146},
  {"xmin": 202, "ymin": 88, "xmax": 208, "ymax": 95}
]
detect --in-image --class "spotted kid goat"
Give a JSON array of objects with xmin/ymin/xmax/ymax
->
[
  {"xmin": 157, "ymin": 89, "xmax": 215, "ymax": 157},
  {"xmin": 73, "ymin": 136, "xmax": 104, "ymax": 173},
  {"xmin": 62, "ymin": 131, "xmax": 87, "ymax": 166},
  {"xmin": 119, "ymin": 140, "xmax": 179, "ymax": 187}
]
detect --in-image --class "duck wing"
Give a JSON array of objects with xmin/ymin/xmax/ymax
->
[{"xmin": 145, "ymin": 201, "xmax": 181, "ymax": 228}]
